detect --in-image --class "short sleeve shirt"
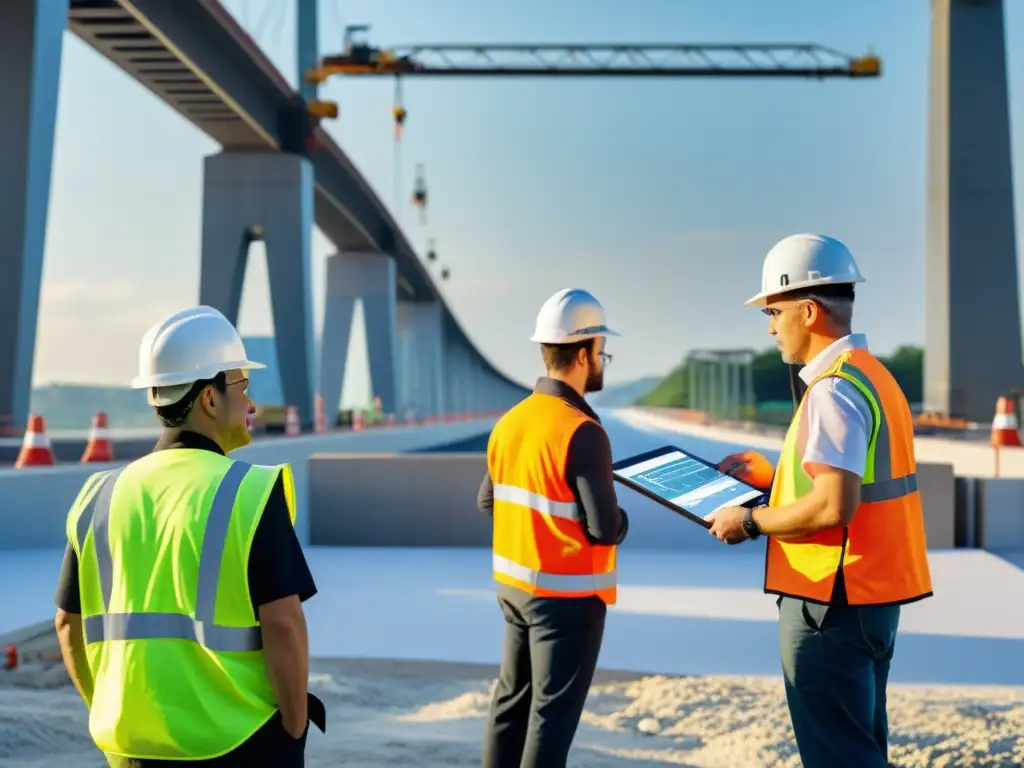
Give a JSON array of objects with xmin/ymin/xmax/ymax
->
[{"xmin": 796, "ymin": 334, "xmax": 874, "ymax": 479}]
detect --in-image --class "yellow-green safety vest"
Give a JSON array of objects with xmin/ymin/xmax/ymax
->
[{"xmin": 65, "ymin": 448, "xmax": 296, "ymax": 760}]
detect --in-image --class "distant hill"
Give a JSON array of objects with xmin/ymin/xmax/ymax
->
[
  {"xmin": 586, "ymin": 376, "xmax": 662, "ymax": 408},
  {"xmin": 30, "ymin": 384, "xmax": 156, "ymax": 430}
]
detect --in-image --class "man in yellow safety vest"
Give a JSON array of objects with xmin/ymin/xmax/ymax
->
[{"xmin": 54, "ymin": 306, "xmax": 325, "ymax": 766}]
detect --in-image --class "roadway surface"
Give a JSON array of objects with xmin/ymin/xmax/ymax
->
[{"xmin": 4, "ymin": 411, "xmax": 1022, "ymax": 688}]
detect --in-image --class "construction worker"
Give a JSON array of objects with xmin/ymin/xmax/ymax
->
[
  {"xmin": 53, "ymin": 306, "xmax": 325, "ymax": 766},
  {"xmin": 706, "ymin": 234, "xmax": 933, "ymax": 768},
  {"xmin": 477, "ymin": 288, "xmax": 629, "ymax": 768}
]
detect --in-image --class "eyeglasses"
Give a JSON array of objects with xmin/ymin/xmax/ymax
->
[
  {"xmin": 598, "ymin": 351, "xmax": 613, "ymax": 366},
  {"xmin": 225, "ymin": 376, "xmax": 250, "ymax": 396},
  {"xmin": 761, "ymin": 298, "xmax": 827, "ymax": 318}
]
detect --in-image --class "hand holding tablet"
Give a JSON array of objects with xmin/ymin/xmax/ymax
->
[{"xmin": 612, "ymin": 445, "xmax": 766, "ymax": 530}]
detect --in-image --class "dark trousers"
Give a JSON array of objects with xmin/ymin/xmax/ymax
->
[
  {"xmin": 482, "ymin": 589, "xmax": 606, "ymax": 768},
  {"xmin": 778, "ymin": 596, "xmax": 901, "ymax": 768}
]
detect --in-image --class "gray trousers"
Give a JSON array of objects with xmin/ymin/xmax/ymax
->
[
  {"xmin": 481, "ymin": 588, "xmax": 606, "ymax": 768},
  {"xmin": 778, "ymin": 596, "xmax": 901, "ymax": 768}
]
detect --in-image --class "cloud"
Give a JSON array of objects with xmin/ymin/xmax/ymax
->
[
  {"xmin": 34, "ymin": 279, "xmax": 194, "ymax": 386},
  {"xmin": 43, "ymin": 278, "xmax": 137, "ymax": 305}
]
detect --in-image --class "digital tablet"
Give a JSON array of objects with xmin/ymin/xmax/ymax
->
[{"xmin": 612, "ymin": 445, "xmax": 766, "ymax": 529}]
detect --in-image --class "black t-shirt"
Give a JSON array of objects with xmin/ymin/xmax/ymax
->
[{"xmin": 55, "ymin": 430, "xmax": 317, "ymax": 614}]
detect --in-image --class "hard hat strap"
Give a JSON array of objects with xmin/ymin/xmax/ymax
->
[{"xmin": 154, "ymin": 372, "xmax": 228, "ymax": 427}]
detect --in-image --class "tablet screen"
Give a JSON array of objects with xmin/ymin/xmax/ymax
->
[{"xmin": 613, "ymin": 448, "xmax": 764, "ymax": 519}]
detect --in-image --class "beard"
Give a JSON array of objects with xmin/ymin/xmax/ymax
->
[{"xmin": 584, "ymin": 367, "xmax": 604, "ymax": 393}]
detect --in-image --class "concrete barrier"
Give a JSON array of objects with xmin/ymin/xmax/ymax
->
[
  {"xmin": 0, "ymin": 419, "xmax": 497, "ymax": 551},
  {"xmin": 305, "ymin": 453, "xmax": 961, "ymax": 553},
  {"xmin": 0, "ymin": 438, "xmax": 158, "ymax": 466},
  {"xmin": 309, "ymin": 453, "xmax": 492, "ymax": 547},
  {"xmin": 918, "ymin": 462, "xmax": 957, "ymax": 549},
  {"xmin": 974, "ymin": 478, "xmax": 1024, "ymax": 552}
]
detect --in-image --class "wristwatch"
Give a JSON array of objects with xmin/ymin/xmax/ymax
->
[{"xmin": 742, "ymin": 505, "xmax": 763, "ymax": 540}]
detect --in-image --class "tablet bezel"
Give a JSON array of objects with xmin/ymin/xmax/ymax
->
[{"xmin": 611, "ymin": 444, "xmax": 766, "ymax": 529}]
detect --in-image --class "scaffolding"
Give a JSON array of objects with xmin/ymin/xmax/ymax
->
[{"xmin": 685, "ymin": 348, "xmax": 757, "ymax": 421}]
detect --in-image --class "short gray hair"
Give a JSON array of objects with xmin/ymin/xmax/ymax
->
[{"xmin": 812, "ymin": 295, "xmax": 854, "ymax": 330}]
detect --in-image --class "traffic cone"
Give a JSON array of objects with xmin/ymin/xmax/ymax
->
[
  {"xmin": 15, "ymin": 415, "xmax": 55, "ymax": 468},
  {"xmin": 285, "ymin": 405, "xmax": 300, "ymax": 437},
  {"xmin": 314, "ymin": 395, "xmax": 326, "ymax": 434},
  {"xmin": 352, "ymin": 410, "xmax": 364, "ymax": 432},
  {"xmin": 81, "ymin": 411, "xmax": 114, "ymax": 463},
  {"xmin": 991, "ymin": 396, "xmax": 1022, "ymax": 447}
]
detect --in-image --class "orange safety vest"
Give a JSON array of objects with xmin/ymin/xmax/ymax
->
[
  {"xmin": 488, "ymin": 392, "xmax": 618, "ymax": 604},
  {"xmin": 764, "ymin": 348, "xmax": 933, "ymax": 606}
]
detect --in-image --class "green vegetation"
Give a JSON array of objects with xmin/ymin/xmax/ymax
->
[
  {"xmin": 638, "ymin": 346, "xmax": 923, "ymax": 416},
  {"xmin": 30, "ymin": 385, "xmax": 156, "ymax": 429}
]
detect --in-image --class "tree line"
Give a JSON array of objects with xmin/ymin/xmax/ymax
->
[{"xmin": 639, "ymin": 346, "xmax": 923, "ymax": 409}]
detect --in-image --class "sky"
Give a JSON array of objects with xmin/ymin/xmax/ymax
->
[{"xmin": 31, "ymin": 0, "xmax": 1024, "ymax": 399}]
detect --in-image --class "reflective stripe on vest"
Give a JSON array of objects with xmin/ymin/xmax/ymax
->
[
  {"xmin": 492, "ymin": 553, "xmax": 617, "ymax": 593},
  {"xmin": 840, "ymin": 363, "xmax": 918, "ymax": 504},
  {"xmin": 764, "ymin": 350, "xmax": 933, "ymax": 605},
  {"xmin": 79, "ymin": 461, "xmax": 260, "ymax": 652},
  {"xmin": 492, "ymin": 482, "xmax": 580, "ymax": 521}
]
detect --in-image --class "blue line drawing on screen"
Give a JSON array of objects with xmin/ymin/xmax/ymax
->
[{"xmin": 620, "ymin": 451, "xmax": 762, "ymax": 519}]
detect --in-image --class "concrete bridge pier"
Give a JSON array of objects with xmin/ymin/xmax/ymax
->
[
  {"xmin": 199, "ymin": 151, "xmax": 317, "ymax": 429},
  {"xmin": 926, "ymin": 0, "xmax": 1021, "ymax": 421},
  {"xmin": 320, "ymin": 252, "xmax": 399, "ymax": 417},
  {"xmin": 397, "ymin": 301, "xmax": 445, "ymax": 421},
  {"xmin": 0, "ymin": 0, "xmax": 66, "ymax": 431}
]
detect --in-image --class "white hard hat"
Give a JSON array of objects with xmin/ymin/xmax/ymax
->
[
  {"xmin": 131, "ymin": 306, "xmax": 265, "ymax": 406},
  {"xmin": 530, "ymin": 288, "xmax": 619, "ymax": 344},
  {"xmin": 745, "ymin": 233, "xmax": 865, "ymax": 307}
]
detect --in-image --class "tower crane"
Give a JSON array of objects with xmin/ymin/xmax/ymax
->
[
  {"xmin": 307, "ymin": 25, "xmax": 881, "ymax": 279},
  {"xmin": 309, "ymin": 25, "xmax": 880, "ymax": 83}
]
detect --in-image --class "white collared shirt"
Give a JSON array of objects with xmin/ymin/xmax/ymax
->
[{"xmin": 796, "ymin": 333, "xmax": 873, "ymax": 478}]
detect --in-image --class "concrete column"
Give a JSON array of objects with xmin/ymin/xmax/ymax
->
[
  {"xmin": 397, "ymin": 301, "xmax": 444, "ymax": 419},
  {"xmin": 926, "ymin": 0, "xmax": 1021, "ymax": 421},
  {"xmin": 0, "ymin": 0, "xmax": 65, "ymax": 431},
  {"xmin": 320, "ymin": 252, "xmax": 398, "ymax": 417},
  {"xmin": 200, "ymin": 151, "xmax": 316, "ymax": 428}
]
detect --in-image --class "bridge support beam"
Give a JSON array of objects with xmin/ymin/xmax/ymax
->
[
  {"xmin": 200, "ymin": 151, "xmax": 317, "ymax": 429},
  {"xmin": 397, "ymin": 301, "xmax": 445, "ymax": 421},
  {"xmin": 320, "ymin": 252, "xmax": 398, "ymax": 417},
  {"xmin": 926, "ymin": 0, "xmax": 1021, "ymax": 421},
  {"xmin": 0, "ymin": 0, "xmax": 65, "ymax": 431}
]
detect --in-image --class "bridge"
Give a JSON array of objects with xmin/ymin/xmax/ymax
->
[
  {"xmin": 2, "ymin": 5, "xmax": 1024, "ymax": 760},
  {"xmin": 0, "ymin": 0, "xmax": 1021, "ymax": 433},
  {"xmin": 0, "ymin": 0, "xmax": 531, "ymax": 435}
]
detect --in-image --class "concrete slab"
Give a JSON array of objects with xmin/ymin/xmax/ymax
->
[{"xmin": 5, "ymin": 547, "xmax": 1023, "ymax": 688}]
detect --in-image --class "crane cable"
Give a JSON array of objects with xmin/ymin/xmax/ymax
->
[{"xmin": 392, "ymin": 76, "xmax": 404, "ymax": 220}]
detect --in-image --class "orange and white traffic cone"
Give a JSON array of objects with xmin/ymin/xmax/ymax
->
[
  {"xmin": 15, "ymin": 415, "xmax": 55, "ymax": 468},
  {"xmin": 991, "ymin": 396, "xmax": 1022, "ymax": 447},
  {"xmin": 991, "ymin": 396, "xmax": 1022, "ymax": 477},
  {"xmin": 285, "ymin": 405, "xmax": 300, "ymax": 437},
  {"xmin": 2, "ymin": 643, "xmax": 61, "ymax": 671},
  {"xmin": 314, "ymin": 395, "xmax": 326, "ymax": 434},
  {"xmin": 81, "ymin": 411, "xmax": 114, "ymax": 463}
]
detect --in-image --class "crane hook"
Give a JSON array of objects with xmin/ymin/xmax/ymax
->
[{"xmin": 393, "ymin": 76, "xmax": 407, "ymax": 141}]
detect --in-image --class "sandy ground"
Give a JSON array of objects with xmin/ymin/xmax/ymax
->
[{"xmin": 2, "ymin": 624, "xmax": 1022, "ymax": 768}]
